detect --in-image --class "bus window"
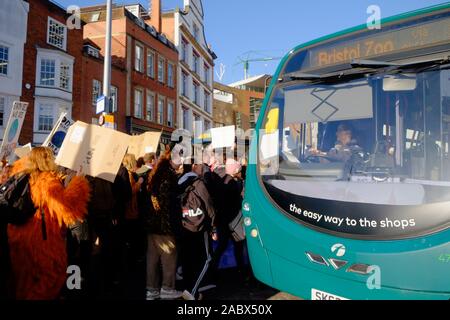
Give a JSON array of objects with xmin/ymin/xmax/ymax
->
[
  {"xmin": 443, "ymin": 70, "xmax": 450, "ymax": 181},
  {"xmin": 259, "ymin": 67, "xmax": 450, "ymax": 209}
]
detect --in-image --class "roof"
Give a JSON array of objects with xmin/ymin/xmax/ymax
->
[
  {"xmin": 80, "ymin": 3, "xmax": 137, "ymax": 12},
  {"xmin": 83, "ymin": 39, "xmax": 101, "ymax": 50},
  {"xmin": 80, "ymin": 4, "xmax": 177, "ymax": 52},
  {"xmin": 228, "ymin": 74, "xmax": 272, "ymax": 89},
  {"xmin": 176, "ymin": 0, "xmax": 217, "ymax": 60},
  {"xmin": 30, "ymin": 0, "xmax": 85, "ymax": 20}
]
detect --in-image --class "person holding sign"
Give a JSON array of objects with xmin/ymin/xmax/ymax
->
[
  {"xmin": 0, "ymin": 163, "xmax": 11, "ymax": 185},
  {"xmin": 146, "ymin": 151, "xmax": 183, "ymax": 300},
  {"xmin": 0, "ymin": 102, "xmax": 29, "ymax": 164},
  {"xmin": 122, "ymin": 154, "xmax": 146, "ymax": 262},
  {"xmin": 6, "ymin": 147, "xmax": 90, "ymax": 300}
]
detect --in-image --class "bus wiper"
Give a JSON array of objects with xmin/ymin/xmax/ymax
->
[
  {"xmin": 282, "ymin": 61, "xmax": 394, "ymax": 82},
  {"xmin": 351, "ymin": 59, "xmax": 400, "ymax": 69},
  {"xmin": 281, "ymin": 72, "xmax": 322, "ymax": 82},
  {"xmin": 440, "ymin": 62, "xmax": 450, "ymax": 71},
  {"xmin": 281, "ymin": 69, "xmax": 369, "ymax": 83},
  {"xmin": 351, "ymin": 57, "xmax": 450, "ymax": 70},
  {"xmin": 282, "ymin": 57, "xmax": 450, "ymax": 83},
  {"xmin": 397, "ymin": 56, "xmax": 449, "ymax": 69}
]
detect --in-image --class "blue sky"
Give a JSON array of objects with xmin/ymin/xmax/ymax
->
[{"xmin": 57, "ymin": 0, "xmax": 447, "ymax": 83}]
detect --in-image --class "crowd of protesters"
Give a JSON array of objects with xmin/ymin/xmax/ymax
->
[{"xmin": 0, "ymin": 143, "xmax": 248, "ymax": 300}]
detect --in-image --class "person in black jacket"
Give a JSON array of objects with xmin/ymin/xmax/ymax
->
[
  {"xmin": 85, "ymin": 175, "xmax": 118, "ymax": 298},
  {"xmin": 0, "ymin": 221, "xmax": 8, "ymax": 300},
  {"xmin": 105, "ymin": 164, "xmax": 132, "ymax": 296},
  {"xmin": 113, "ymin": 164, "xmax": 132, "ymax": 224},
  {"xmin": 211, "ymin": 159, "xmax": 247, "ymax": 279},
  {"xmin": 0, "ymin": 164, "xmax": 9, "ymax": 299},
  {"xmin": 146, "ymin": 153, "xmax": 183, "ymax": 300},
  {"xmin": 201, "ymin": 163, "xmax": 225, "ymax": 217},
  {"xmin": 178, "ymin": 162, "xmax": 217, "ymax": 300}
]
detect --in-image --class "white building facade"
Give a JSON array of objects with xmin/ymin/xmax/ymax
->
[
  {"xmin": 32, "ymin": 15, "xmax": 75, "ymax": 144},
  {"xmin": 0, "ymin": 0, "xmax": 29, "ymax": 141},
  {"xmin": 167, "ymin": 0, "xmax": 216, "ymax": 137},
  {"xmin": 32, "ymin": 45, "xmax": 74, "ymax": 144}
]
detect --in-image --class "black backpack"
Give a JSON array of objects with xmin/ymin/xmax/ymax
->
[
  {"xmin": 179, "ymin": 179, "xmax": 209, "ymax": 233},
  {"xmin": 0, "ymin": 174, "xmax": 36, "ymax": 226}
]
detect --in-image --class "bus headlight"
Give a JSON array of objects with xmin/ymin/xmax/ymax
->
[
  {"xmin": 244, "ymin": 217, "xmax": 252, "ymax": 227},
  {"xmin": 243, "ymin": 202, "xmax": 251, "ymax": 212},
  {"xmin": 250, "ymin": 229, "xmax": 259, "ymax": 238}
]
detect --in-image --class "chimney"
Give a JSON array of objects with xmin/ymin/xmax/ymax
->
[{"xmin": 149, "ymin": 0, "xmax": 162, "ymax": 32}]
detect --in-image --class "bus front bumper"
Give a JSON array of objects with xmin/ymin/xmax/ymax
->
[{"xmin": 247, "ymin": 237, "xmax": 450, "ymax": 300}]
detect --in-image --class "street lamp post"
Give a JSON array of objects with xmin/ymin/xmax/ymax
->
[{"xmin": 102, "ymin": 0, "xmax": 112, "ymax": 114}]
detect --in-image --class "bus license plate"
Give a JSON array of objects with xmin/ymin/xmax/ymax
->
[{"xmin": 311, "ymin": 289, "xmax": 349, "ymax": 300}]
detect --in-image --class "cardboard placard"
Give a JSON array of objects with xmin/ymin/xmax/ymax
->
[
  {"xmin": 42, "ymin": 112, "xmax": 74, "ymax": 155},
  {"xmin": 211, "ymin": 125, "xmax": 235, "ymax": 149},
  {"xmin": 55, "ymin": 121, "xmax": 130, "ymax": 182},
  {"xmin": 128, "ymin": 131, "xmax": 162, "ymax": 158}
]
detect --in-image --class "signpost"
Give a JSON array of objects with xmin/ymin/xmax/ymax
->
[
  {"xmin": 103, "ymin": 114, "xmax": 115, "ymax": 130},
  {"xmin": 98, "ymin": 0, "xmax": 114, "ymax": 130},
  {"xmin": 96, "ymin": 96, "xmax": 106, "ymax": 114}
]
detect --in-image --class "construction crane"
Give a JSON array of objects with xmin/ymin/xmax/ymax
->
[{"xmin": 235, "ymin": 51, "xmax": 283, "ymax": 79}]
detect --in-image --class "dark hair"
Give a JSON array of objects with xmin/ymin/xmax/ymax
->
[
  {"xmin": 136, "ymin": 157, "xmax": 145, "ymax": 168},
  {"xmin": 337, "ymin": 123, "xmax": 352, "ymax": 133},
  {"xmin": 182, "ymin": 163, "xmax": 192, "ymax": 175},
  {"xmin": 148, "ymin": 153, "xmax": 171, "ymax": 193}
]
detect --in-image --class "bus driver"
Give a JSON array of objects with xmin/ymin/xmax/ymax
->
[{"xmin": 309, "ymin": 124, "xmax": 363, "ymax": 162}]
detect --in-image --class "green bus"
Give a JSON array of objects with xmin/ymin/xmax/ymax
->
[{"xmin": 243, "ymin": 3, "xmax": 450, "ymax": 300}]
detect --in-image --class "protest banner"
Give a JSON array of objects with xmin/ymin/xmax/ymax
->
[
  {"xmin": 0, "ymin": 101, "xmax": 29, "ymax": 162},
  {"xmin": 42, "ymin": 112, "xmax": 74, "ymax": 155},
  {"xmin": 128, "ymin": 131, "xmax": 162, "ymax": 158},
  {"xmin": 210, "ymin": 125, "xmax": 236, "ymax": 149},
  {"xmin": 55, "ymin": 121, "xmax": 130, "ymax": 182}
]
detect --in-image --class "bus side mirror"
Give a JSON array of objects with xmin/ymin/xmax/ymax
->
[{"xmin": 383, "ymin": 75, "xmax": 417, "ymax": 92}]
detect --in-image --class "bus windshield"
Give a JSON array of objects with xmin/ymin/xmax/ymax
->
[{"xmin": 259, "ymin": 66, "xmax": 450, "ymax": 238}]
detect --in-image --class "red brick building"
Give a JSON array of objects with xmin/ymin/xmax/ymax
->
[
  {"xmin": 81, "ymin": 2, "xmax": 179, "ymax": 144},
  {"xmin": 21, "ymin": 0, "xmax": 84, "ymax": 145},
  {"xmin": 79, "ymin": 40, "xmax": 127, "ymax": 132}
]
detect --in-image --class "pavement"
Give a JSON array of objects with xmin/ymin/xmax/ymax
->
[
  {"xmin": 64, "ymin": 241, "xmax": 303, "ymax": 301},
  {"xmin": 190, "ymin": 267, "xmax": 303, "ymax": 300},
  {"xmin": 202, "ymin": 268, "xmax": 278, "ymax": 300}
]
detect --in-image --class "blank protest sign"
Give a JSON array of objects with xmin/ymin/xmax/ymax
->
[
  {"xmin": 56, "ymin": 121, "xmax": 130, "ymax": 182},
  {"xmin": 128, "ymin": 131, "xmax": 162, "ymax": 158},
  {"xmin": 211, "ymin": 126, "xmax": 235, "ymax": 149}
]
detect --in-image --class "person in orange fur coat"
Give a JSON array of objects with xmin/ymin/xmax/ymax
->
[{"xmin": 7, "ymin": 147, "xmax": 90, "ymax": 300}]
